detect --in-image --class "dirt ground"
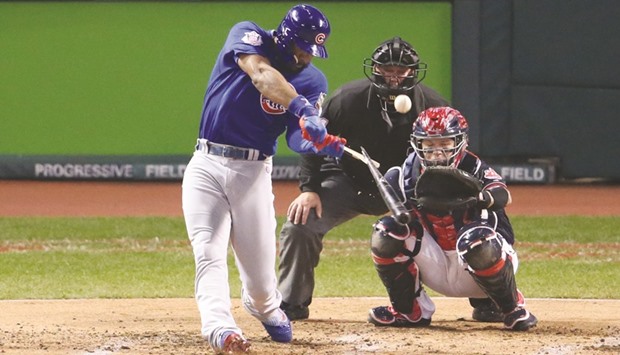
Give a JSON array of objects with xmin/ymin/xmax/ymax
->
[
  {"xmin": 1, "ymin": 180, "xmax": 620, "ymax": 354},
  {"xmin": 1, "ymin": 298, "xmax": 618, "ymax": 355},
  {"xmin": 3, "ymin": 180, "xmax": 620, "ymax": 217}
]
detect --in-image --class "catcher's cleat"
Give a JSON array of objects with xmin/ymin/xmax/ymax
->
[
  {"xmin": 471, "ymin": 299, "xmax": 504, "ymax": 323},
  {"xmin": 472, "ymin": 303, "xmax": 504, "ymax": 322},
  {"xmin": 368, "ymin": 306, "xmax": 431, "ymax": 327},
  {"xmin": 216, "ymin": 332, "xmax": 251, "ymax": 354},
  {"xmin": 503, "ymin": 307, "xmax": 538, "ymax": 331},
  {"xmin": 472, "ymin": 290, "xmax": 526, "ymax": 323},
  {"xmin": 281, "ymin": 304, "xmax": 309, "ymax": 321}
]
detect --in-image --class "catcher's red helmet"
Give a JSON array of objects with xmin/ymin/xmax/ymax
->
[{"xmin": 410, "ymin": 106, "xmax": 469, "ymax": 168}]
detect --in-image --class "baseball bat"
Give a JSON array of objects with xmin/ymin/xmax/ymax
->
[
  {"xmin": 360, "ymin": 147, "xmax": 411, "ymax": 225},
  {"xmin": 343, "ymin": 146, "xmax": 380, "ymax": 168}
]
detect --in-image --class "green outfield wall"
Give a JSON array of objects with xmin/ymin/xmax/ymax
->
[{"xmin": 0, "ymin": 1, "xmax": 451, "ymax": 159}]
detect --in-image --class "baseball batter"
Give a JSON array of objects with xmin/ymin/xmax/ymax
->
[
  {"xmin": 367, "ymin": 107, "xmax": 538, "ymax": 331},
  {"xmin": 181, "ymin": 4, "xmax": 344, "ymax": 353}
]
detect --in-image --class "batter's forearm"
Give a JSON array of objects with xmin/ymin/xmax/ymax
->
[
  {"xmin": 238, "ymin": 54, "xmax": 298, "ymax": 107},
  {"xmin": 252, "ymin": 66, "xmax": 299, "ymax": 107}
]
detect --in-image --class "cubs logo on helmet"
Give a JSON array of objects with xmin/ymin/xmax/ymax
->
[{"xmin": 275, "ymin": 4, "xmax": 331, "ymax": 62}]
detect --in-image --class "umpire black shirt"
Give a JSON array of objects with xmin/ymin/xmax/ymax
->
[{"xmin": 298, "ymin": 79, "xmax": 449, "ymax": 195}]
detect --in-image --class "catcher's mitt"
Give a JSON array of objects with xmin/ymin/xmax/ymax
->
[{"xmin": 414, "ymin": 166, "xmax": 482, "ymax": 213}]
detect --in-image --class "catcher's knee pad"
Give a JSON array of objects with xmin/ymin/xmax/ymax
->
[
  {"xmin": 456, "ymin": 222, "xmax": 504, "ymax": 272},
  {"xmin": 371, "ymin": 216, "xmax": 410, "ymax": 259}
]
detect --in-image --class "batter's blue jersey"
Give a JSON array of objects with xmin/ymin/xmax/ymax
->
[{"xmin": 197, "ymin": 21, "xmax": 328, "ymax": 156}]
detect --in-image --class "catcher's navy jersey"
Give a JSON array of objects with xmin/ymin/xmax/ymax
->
[
  {"xmin": 402, "ymin": 151, "xmax": 506, "ymax": 197},
  {"xmin": 402, "ymin": 151, "xmax": 515, "ymax": 249},
  {"xmin": 198, "ymin": 21, "xmax": 328, "ymax": 156}
]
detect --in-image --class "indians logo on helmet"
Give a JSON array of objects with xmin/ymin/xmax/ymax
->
[{"xmin": 315, "ymin": 33, "xmax": 326, "ymax": 44}]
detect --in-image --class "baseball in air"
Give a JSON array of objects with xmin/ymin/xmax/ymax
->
[{"xmin": 394, "ymin": 94, "xmax": 412, "ymax": 113}]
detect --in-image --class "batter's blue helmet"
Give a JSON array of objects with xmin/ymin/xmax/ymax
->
[{"xmin": 276, "ymin": 4, "xmax": 330, "ymax": 60}]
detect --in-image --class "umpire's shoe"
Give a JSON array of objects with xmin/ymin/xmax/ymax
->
[
  {"xmin": 280, "ymin": 302, "xmax": 309, "ymax": 321},
  {"xmin": 503, "ymin": 307, "xmax": 538, "ymax": 331},
  {"xmin": 368, "ymin": 306, "xmax": 431, "ymax": 327}
]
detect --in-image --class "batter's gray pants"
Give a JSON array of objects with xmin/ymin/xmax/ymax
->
[{"xmin": 277, "ymin": 172, "xmax": 388, "ymax": 307}]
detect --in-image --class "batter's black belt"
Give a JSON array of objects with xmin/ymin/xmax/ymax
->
[{"xmin": 196, "ymin": 139, "xmax": 268, "ymax": 161}]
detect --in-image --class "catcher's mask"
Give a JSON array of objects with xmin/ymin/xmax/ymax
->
[
  {"xmin": 275, "ymin": 4, "xmax": 330, "ymax": 68},
  {"xmin": 411, "ymin": 106, "xmax": 469, "ymax": 168},
  {"xmin": 363, "ymin": 36, "xmax": 427, "ymax": 112}
]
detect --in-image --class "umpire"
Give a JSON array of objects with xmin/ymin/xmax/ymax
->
[{"xmin": 277, "ymin": 37, "xmax": 449, "ymax": 319}]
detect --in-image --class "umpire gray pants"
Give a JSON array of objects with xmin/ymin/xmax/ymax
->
[{"xmin": 277, "ymin": 172, "xmax": 388, "ymax": 307}]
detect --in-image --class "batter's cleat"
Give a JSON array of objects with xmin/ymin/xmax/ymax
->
[
  {"xmin": 472, "ymin": 301, "xmax": 504, "ymax": 323},
  {"xmin": 368, "ymin": 306, "xmax": 431, "ymax": 327},
  {"xmin": 262, "ymin": 313, "xmax": 293, "ymax": 343},
  {"xmin": 216, "ymin": 332, "xmax": 251, "ymax": 354},
  {"xmin": 503, "ymin": 307, "xmax": 538, "ymax": 331},
  {"xmin": 262, "ymin": 321, "xmax": 293, "ymax": 343},
  {"xmin": 280, "ymin": 304, "xmax": 309, "ymax": 321}
]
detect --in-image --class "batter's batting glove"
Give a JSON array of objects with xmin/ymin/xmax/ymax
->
[
  {"xmin": 289, "ymin": 95, "xmax": 327, "ymax": 144},
  {"xmin": 315, "ymin": 134, "xmax": 347, "ymax": 158},
  {"xmin": 299, "ymin": 116, "xmax": 327, "ymax": 145}
]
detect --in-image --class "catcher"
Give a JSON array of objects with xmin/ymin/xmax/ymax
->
[{"xmin": 367, "ymin": 106, "xmax": 538, "ymax": 331}]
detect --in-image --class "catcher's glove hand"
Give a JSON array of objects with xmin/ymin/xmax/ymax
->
[{"xmin": 414, "ymin": 166, "xmax": 482, "ymax": 213}]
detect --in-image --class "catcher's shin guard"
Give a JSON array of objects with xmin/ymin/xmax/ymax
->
[
  {"xmin": 470, "ymin": 258, "xmax": 519, "ymax": 313},
  {"xmin": 374, "ymin": 260, "xmax": 420, "ymax": 314},
  {"xmin": 457, "ymin": 224, "xmax": 519, "ymax": 313},
  {"xmin": 371, "ymin": 216, "xmax": 429, "ymax": 315}
]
